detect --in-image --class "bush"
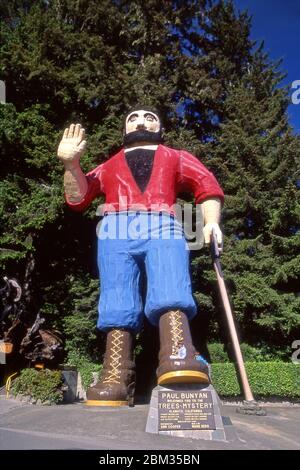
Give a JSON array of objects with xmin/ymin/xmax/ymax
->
[
  {"xmin": 11, "ymin": 368, "xmax": 64, "ymax": 404},
  {"xmin": 207, "ymin": 343, "xmax": 230, "ymax": 363},
  {"xmin": 65, "ymin": 350, "xmax": 102, "ymax": 390},
  {"xmin": 240, "ymin": 344, "xmax": 266, "ymax": 362},
  {"xmin": 211, "ymin": 362, "xmax": 300, "ymax": 398},
  {"xmin": 208, "ymin": 343, "xmax": 284, "ymax": 363}
]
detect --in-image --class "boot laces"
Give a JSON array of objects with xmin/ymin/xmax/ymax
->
[
  {"xmin": 169, "ymin": 310, "xmax": 184, "ymax": 356},
  {"xmin": 103, "ymin": 330, "xmax": 123, "ymax": 384}
]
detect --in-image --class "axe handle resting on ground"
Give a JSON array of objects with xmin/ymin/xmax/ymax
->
[{"xmin": 211, "ymin": 229, "xmax": 254, "ymax": 402}]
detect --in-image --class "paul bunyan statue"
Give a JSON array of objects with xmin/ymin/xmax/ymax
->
[{"xmin": 57, "ymin": 106, "xmax": 224, "ymax": 406}]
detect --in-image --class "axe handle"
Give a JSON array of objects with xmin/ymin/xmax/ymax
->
[{"xmin": 212, "ymin": 231, "xmax": 254, "ymax": 402}]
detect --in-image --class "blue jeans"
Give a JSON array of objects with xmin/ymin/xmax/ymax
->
[{"xmin": 97, "ymin": 212, "xmax": 197, "ymax": 332}]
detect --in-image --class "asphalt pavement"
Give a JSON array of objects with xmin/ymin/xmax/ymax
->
[{"xmin": 0, "ymin": 396, "xmax": 299, "ymax": 450}]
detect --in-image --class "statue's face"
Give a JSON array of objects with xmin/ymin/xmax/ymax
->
[{"xmin": 125, "ymin": 110, "xmax": 160, "ymax": 135}]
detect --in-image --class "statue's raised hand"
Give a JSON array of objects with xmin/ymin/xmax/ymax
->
[{"xmin": 57, "ymin": 123, "xmax": 86, "ymax": 165}]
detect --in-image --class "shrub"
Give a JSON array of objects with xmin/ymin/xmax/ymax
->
[
  {"xmin": 211, "ymin": 362, "xmax": 300, "ymax": 398},
  {"xmin": 240, "ymin": 344, "xmax": 266, "ymax": 362},
  {"xmin": 208, "ymin": 342, "xmax": 284, "ymax": 363},
  {"xmin": 65, "ymin": 350, "xmax": 102, "ymax": 390},
  {"xmin": 11, "ymin": 368, "xmax": 64, "ymax": 404},
  {"xmin": 207, "ymin": 343, "xmax": 230, "ymax": 363}
]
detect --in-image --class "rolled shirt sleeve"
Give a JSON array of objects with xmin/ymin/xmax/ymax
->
[{"xmin": 176, "ymin": 150, "xmax": 224, "ymax": 205}]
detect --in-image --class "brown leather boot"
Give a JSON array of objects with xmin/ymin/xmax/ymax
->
[
  {"xmin": 86, "ymin": 329, "xmax": 135, "ymax": 406},
  {"xmin": 157, "ymin": 310, "xmax": 210, "ymax": 385}
]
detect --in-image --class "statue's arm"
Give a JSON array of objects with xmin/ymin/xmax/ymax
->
[
  {"xmin": 57, "ymin": 123, "xmax": 88, "ymax": 203},
  {"xmin": 177, "ymin": 150, "xmax": 224, "ymax": 246},
  {"xmin": 63, "ymin": 162, "xmax": 88, "ymax": 203},
  {"xmin": 200, "ymin": 197, "xmax": 223, "ymax": 246}
]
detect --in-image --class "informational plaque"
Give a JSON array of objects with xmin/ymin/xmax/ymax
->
[{"xmin": 158, "ymin": 390, "xmax": 216, "ymax": 431}]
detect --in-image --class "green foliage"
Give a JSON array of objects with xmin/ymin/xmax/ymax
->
[
  {"xmin": 65, "ymin": 350, "xmax": 102, "ymax": 390},
  {"xmin": 208, "ymin": 343, "xmax": 230, "ymax": 363},
  {"xmin": 62, "ymin": 275, "xmax": 100, "ymax": 357},
  {"xmin": 240, "ymin": 343, "xmax": 277, "ymax": 362},
  {"xmin": 11, "ymin": 368, "xmax": 64, "ymax": 404},
  {"xmin": 208, "ymin": 342, "xmax": 284, "ymax": 363},
  {"xmin": 211, "ymin": 362, "xmax": 300, "ymax": 398}
]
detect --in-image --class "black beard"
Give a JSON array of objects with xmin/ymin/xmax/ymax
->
[{"xmin": 123, "ymin": 129, "xmax": 163, "ymax": 147}]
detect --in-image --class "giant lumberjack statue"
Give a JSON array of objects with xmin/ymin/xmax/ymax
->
[{"xmin": 57, "ymin": 106, "xmax": 224, "ymax": 406}]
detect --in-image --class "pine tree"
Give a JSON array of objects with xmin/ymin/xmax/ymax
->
[{"xmin": 192, "ymin": 42, "xmax": 300, "ymax": 358}]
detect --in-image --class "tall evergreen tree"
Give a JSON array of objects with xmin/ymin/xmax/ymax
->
[{"xmin": 199, "ymin": 44, "xmax": 300, "ymax": 357}]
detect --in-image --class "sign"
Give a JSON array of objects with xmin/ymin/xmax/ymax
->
[{"xmin": 158, "ymin": 390, "xmax": 216, "ymax": 431}]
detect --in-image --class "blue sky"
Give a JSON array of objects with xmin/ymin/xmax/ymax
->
[{"xmin": 233, "ymin": 0, "xmax": 300, "ymax": 133}]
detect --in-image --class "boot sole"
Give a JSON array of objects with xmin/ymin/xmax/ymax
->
[
  {"xmin": 158, "ymin": 370, "xmax": 210, "ymax": 385},
  {"xmin": 85, "ymin": 400, "xmax": 129, "ymax": 407}
]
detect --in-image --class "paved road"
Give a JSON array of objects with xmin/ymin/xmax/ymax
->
[{"xmin": 0, "ymin": 397, "xmax": 299, "ymax": 450}]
